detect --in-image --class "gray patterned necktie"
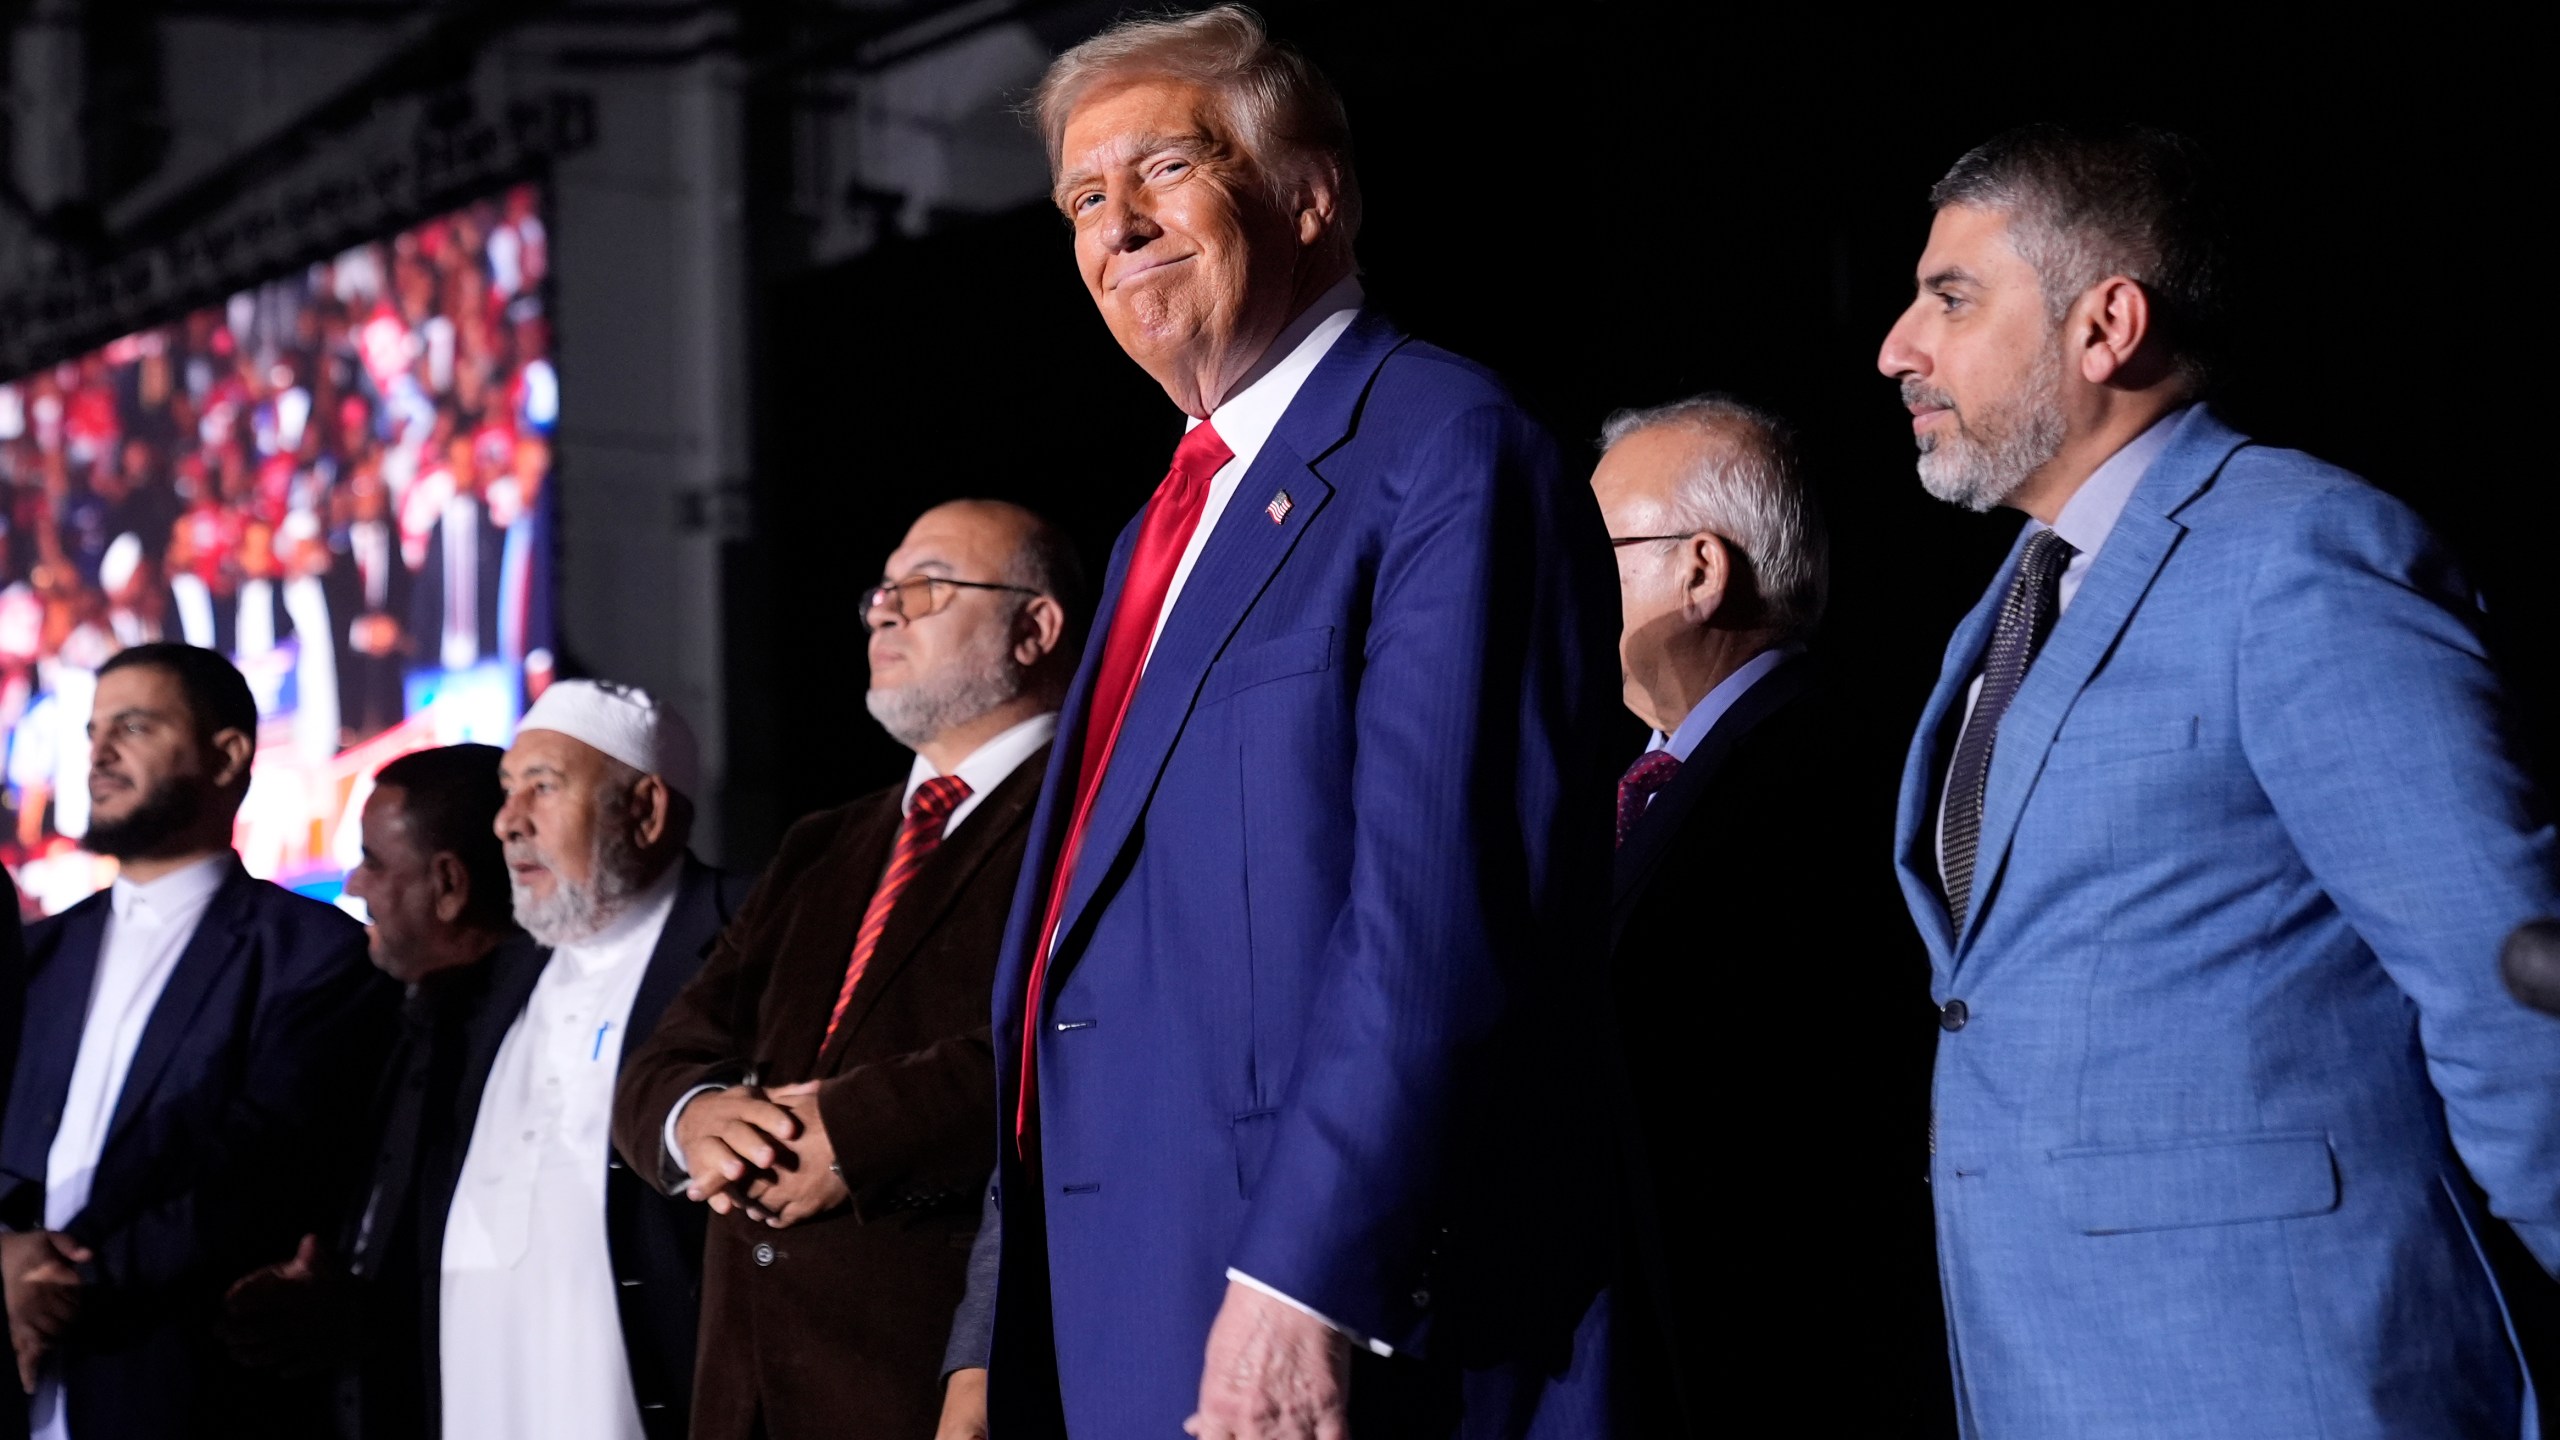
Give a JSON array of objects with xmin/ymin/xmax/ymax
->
[{"xmin": 1939, "ymin": 528, "xmax": 2076, "ymax": 935}]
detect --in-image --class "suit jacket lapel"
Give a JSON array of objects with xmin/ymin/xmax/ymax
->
[
  {"xmin": 619, "ymin": 855, "xmax": 731, "ymax": 1067},
  {"xmin": 1041, "ymin": 312, "xmax": 1405, "ymax": 980},
  {"xmin": 1895, "ymin": 543, "xmax": 2020, "ymax": 974},
  {"xmin": 105, "ymin": 864, "xmax": 254, "ymax": 1141},
  {"xmin": 768, "ymin": 797, "xmax": 900, "ymax": 1077},
  {"xmin": 0, "ymin": 899, "xmax": 110, "ymax": 1184},
  {"xmin": 1950, "ymin": 407, "xmax": 2246, "ymax": 963},
  {"xmin": 819, "ymin": 751, "xmax": 1048, "ymax": 1068},
  {"xmin": 1611, "ymin": 654, "xmax": 1814, "ymax": 933}
]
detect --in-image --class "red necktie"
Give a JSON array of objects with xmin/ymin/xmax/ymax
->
[
  {"xmin": 1015, "ymin": 421, "xmax": 1233, "ymax": 1148},
  {"xmin": 1616, "ymin": 750, "xmax": 1681, "ymax": 849},
  {"xmin": 824, "ymin": 774, "xmax": 971, "ymax": 1045}
]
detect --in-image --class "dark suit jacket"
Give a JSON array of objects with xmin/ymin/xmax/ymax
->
[
  {"xmin": 370, "ymin": 856, "xmax": 744, "ymax": 1440},
  {"xmin": 0, "ymin": 858, "xmax": 394, "ymax": 1440},
  {"xmin": 989, "ymin": 310, "xmax": 1620, "ymax": 1438},
  {"xmin": 613, "ymin": 753, "xmax": 1045, "ymax": 1440},
  {"xmin": 1609, "ymin": 654, "xmax": 1951, "ymax": 1437},
  {"xmin": 405, "ymin": 503, "xmax": 504, "ymax": 670}
]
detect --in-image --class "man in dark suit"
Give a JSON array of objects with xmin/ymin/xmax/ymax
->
[
  {"xmin": 991, "ymin": 9, "xmax": 1619, "ymax": 1436},
  {"xmin": 0, "ymin": 643, "xmax": 394, "ymax": 1439},
  {"xmin": 426, "ymin": 679, "xmax": 743, "ymax": 1440},
  {"xmin": 613, "ymin": 500, "xmax": 1077, "ymax": 1440},
  {"xmin": 1591, "ymin": 398, "xmax": 1949, "ymax": 1438},
  {"xmin": 217, "ymin": 743, "xmax": 523, "ymax": 1440}
]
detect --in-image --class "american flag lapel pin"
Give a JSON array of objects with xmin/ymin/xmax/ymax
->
[{"xmin": 1265, "ymin": 490, "xmax": 1294, "ymax": 524}]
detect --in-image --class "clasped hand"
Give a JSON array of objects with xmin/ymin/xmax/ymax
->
[
  {"xmin": 673, "ymin": 1081, "xmax": 848, "ymax": 1228},
  {"xmin": 1, "ymin": 1229, "xmax": 91, "ymax": 1395}
]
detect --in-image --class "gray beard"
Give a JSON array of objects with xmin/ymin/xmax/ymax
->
[
  {"xmin": 1909, "ymin": 344, "xmax": 2067, "ymax": 514},
  {"xmin": 867, "ymin": 626, "xmax": 1025, "ymax": 749},
  {"xmin": 509, "ymin": 815, "xmax": 648, "ymax": 948}
]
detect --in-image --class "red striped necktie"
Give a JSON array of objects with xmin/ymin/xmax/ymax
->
[
  {"xmin": 824, "ymin": 774, "xmax": 971, "ymax": 1045},
  {"xmin": 1015, "ymin": 420, "xmax": 1233, "ymax": 1149}
]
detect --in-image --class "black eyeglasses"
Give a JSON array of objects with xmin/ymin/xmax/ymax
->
[
  {"xmin": 862, "ymin": 575, "xmax": 1039, "ymax": 629},
  {"xmin": 1609, "ymin": 533, "xmax": 1696, "ymax": 547}
]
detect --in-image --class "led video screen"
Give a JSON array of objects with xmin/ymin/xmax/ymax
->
[{"xmin": 1, "ymin": 182, "xmax": 557, "ymax": 915}]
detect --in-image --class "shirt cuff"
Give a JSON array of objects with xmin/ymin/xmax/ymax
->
[
  {"xmin": 662, "ymin": 1083, "xmax": 728, "ymax": 1193},
  {"xmin": 1224, "ymin": 1268, "xmax": 1394, "ymax": 1358}
]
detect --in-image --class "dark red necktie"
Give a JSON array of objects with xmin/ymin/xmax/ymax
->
[
  {"xmin": 825, "ymin": 774, "xmax": 971, "ymax": 1045},
  {"xmin": 1616, "ymin": 750, "xmax": 1681, "ymax": 848},
  {"xmin": 1015, "ymin": 421, "xmax": 1233, "ymax": 1148}
]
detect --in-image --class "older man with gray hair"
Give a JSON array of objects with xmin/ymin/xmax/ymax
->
[
  {"xmin": 1592, "ymin": 397, "xmax": 1951, "ymax": 1437},
  {"xmin": 430, "ymin": 681, "xmax": 749, "ymax": 1440}
]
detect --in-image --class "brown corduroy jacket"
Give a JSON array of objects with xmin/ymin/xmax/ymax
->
[{"xmin": 610, "ymin": 747, "xmax": 1046, "ymax": 1440}]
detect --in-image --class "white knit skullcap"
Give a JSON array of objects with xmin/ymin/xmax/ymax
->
[{"xmin": 515, "ymin": 678, "xmax": 700, "ymax": 799}]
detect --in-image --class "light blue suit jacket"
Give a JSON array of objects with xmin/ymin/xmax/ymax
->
[{"xmin": 1896, "ymin": 407, "xmax": 2560, "ymax": 1440}]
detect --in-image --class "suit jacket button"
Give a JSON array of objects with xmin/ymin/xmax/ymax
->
[
  {"xmin": 753, "ymin": 1242, "xmax": 776, "ymax": 1267},
  {"xmin": 1411, "ymin": 1288, "xmax": 1431, "ymax": 1309},
  {"xmin": 1939, "ymin": 999, "xmax": 1969, "ymax": 1032}
]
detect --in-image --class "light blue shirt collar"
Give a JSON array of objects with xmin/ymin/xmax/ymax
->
[
  {"xmin": 1647, "ymin": 645, "xmax": 1799, "ymax": 763},
  {"xmin": 2036, "ymin": 403, "xmax": 2194, "ymax": 613}
]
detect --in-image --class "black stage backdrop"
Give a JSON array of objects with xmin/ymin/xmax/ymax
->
[
  {"xmin": 735, "ymin": 7, "xmax": 2550, "ymax": 1425},
  {"xmin": 740, "ymin": 5, "xmax": 2547, "ymax": 837}
]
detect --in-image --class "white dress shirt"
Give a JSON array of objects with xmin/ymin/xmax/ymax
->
[
  {"xmin": 439, "ymin": 865, "xmax": 682, "ymax": 1440},
  {"xmin": 1146, "ymin": 275, "xmax": 1365, "ymax": 659},
  {"xmin": 1935, "ymin": 405, "xmax": 2193, "ymax": 876},
  {"xmin": 660, "ymin": 712, "xmax": 1060, "ymax": 1171},
  {"xmin": 30, "ymin": 854, "xmax": 231, "ymax": 1440}
]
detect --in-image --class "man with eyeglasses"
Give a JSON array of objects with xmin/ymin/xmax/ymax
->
[
  {"xmin": 1590, "ymin": 397, "xmax": 1950, "ymax": 1437},
  {"xmin": 611, "ymin": 499, "xmax": 1079, "ymax": 1440}
]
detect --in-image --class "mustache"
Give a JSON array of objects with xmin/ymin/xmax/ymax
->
[
  {"xmin": 1900, "ymin": 379, "xmax": 1958, "ymax": 415},
  {"xmin": 503, "ymin": 840, "xmax": 555, "ymax": 870}
]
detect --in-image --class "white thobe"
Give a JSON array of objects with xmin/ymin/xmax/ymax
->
[
  {"xmin": 30, "ymin": 854, "xmax": 231, "ymax": 1440},
  {"xmin": 437, "ymin": 867, "xmax": 680, "ymax": 1440}
]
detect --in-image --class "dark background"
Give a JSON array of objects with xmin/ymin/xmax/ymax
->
[{"xmin": 732, "ymin": 6, "xmax": 2550, "ymax": 837}]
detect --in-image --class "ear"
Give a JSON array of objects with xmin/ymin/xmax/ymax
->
[
  {"xmin": 1294, "ymin": 166, "xmax": 1342, "ymax": 249},
  {"xmin": 2074, "ymin": 276, "xmax": 2153, "ymax": 385},
  {"xmin": 429, "ymin": 851, "xmax": 471, "ymax": 925},
  {"xmin": 630, "ymin": 773, "xmax": 675, "ymax": 851},
  {"xmin": 1680, "ymin": 532, "xmax": 1732, "ymax": 627},
  {"xmin": 1015, "ymin": 595, "xmax": 1067, "ymax": 667},
  {"xmin": 208, "ymin": 727, "xmax": 256, "ymax": 791}
]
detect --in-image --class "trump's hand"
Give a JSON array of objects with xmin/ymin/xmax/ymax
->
[
  {"xmin": 740, "ymin": 1081, "xmax": 850, "ymax": 1227},
  {"xmin": 675, "ymin": 1085, "xmax": 802, "ymax": 1216},
  {"xmin": 2, "ymin": 1230, "xmax": 91, "ymax": 1394},
  {"xmin": 936, "ymin": 1366, "xmax": 990, "ymax": 1440},
  {"xmin": 218, "ymin": 1235, "xmax": 347, "ymax": 1376},
  {"xmin": 1186, "ymin": 1279, "xmax": 1351, "ymax": 1440}
]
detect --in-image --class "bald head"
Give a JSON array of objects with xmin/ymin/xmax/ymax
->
[{"xmin": 865, "ymin": 500, "xmax": 1085, "ymax": 767}]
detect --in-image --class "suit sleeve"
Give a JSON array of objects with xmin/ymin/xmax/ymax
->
[
  {"xmin": 815, "ymin": 1024, "xmax": 996, "ymax": 1222},
  {"xmin": 610, "ymin": 865, "xmax": 779, "ymax": 1191},
  {"xmin": 1224, "ymin": 400, "xmax": 1613, "ymax": 1346},
  {"xmin": 66, "ymin": 918, "xmax": 391, "ymax": 1300},
  {"xmin": 941, "ymin": 1186, "xmax": 1000, "ymax": 1378},
  {"xmin": 2239, "ymin": 483, "xmax": 2560, "ymax": 1272}
]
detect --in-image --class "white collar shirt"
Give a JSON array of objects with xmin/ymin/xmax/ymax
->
[
  {"xmin": 897, "ymin": 711, "xmax": 1059, "ymax": 834},
  {"xmin": 438, "ymin": 863, "xmax": 683, "ymax": 1440},
  {"xmin": 1146, "ymin": 275, "xmax": 1365, "ymax": 659},
  {"xmin": 31, "ymin": 853, "xmax": 231, "ymax": 1440}
]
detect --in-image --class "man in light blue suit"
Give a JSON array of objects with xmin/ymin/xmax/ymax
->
[
  {"xmin": 986, "ymin": 8, "xmax": 1618, "ymax": 1439},
  {"xmin": 1878, "ymin": 123, "xmax": 2560, "ymax": 1439}
]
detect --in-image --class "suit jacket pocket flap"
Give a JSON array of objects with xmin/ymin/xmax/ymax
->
[
  {"xmin": 1201, "ymin": 627, "xmax": 1335, "ymax": 706},
  {"xmin": 2053, "ymin": 1130, "xmax": 2338, "ymax": 1234},
  {"xmin": 2045, "ymin": 715, "xmax": 2199, "ymax": 770}
]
